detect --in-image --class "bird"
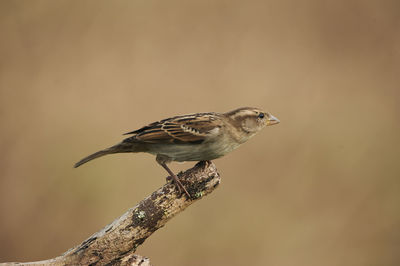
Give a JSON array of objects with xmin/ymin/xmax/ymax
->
[{"xmin": 74, "ymin": 107, "xmax": 280, "ymax": 197}]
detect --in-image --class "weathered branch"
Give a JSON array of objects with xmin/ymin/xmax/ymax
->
[{"xmin": 3, "ymin": 161, "xmax": 221, "ymax": 266}]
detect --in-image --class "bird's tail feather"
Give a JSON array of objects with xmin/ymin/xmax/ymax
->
[{"xmin": 74, "ymin": 142, "xmax": 133, "ymax": 168}]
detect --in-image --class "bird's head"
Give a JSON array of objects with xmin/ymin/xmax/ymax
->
[{"xmin": 225, "ymin": 107, "xmax": 280, "ymax": 142}]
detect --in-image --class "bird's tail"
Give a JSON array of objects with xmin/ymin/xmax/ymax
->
[{"xmin": 74, "ymin": 142, "xmax": 134, "ymax": 168}]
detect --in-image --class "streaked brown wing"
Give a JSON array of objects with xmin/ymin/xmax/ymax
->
[{"xmin": 124, "ymin": 113, "xmax": 221, "ymax": 144}]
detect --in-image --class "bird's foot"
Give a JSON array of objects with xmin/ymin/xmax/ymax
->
[
  {"xmin": 173, "ymin": 176, "xmax": 191, "ymax": 199},
  {"xmin": 165, "ymin": 174, "xmax": 191, "ymax": 199},
  {"xmin": 159, "ymin": 161, "xmax": 191, "ymax": 199}
]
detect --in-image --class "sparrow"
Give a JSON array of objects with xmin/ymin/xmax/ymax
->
[{"xmin": 74, "ymin": 107, "xmax": 280, "ymax": 197}]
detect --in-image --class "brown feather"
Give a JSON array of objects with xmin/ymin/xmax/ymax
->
[{"xmin": 123, "ymin": 113, "xmax": 222, "ymax": 144}]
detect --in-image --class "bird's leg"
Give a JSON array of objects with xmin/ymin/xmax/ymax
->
[{"xmin": 158, "ymin": 161, "xmax": 191, "ymax": 198}]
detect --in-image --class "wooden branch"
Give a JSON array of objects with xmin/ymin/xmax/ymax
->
[{"xmin": 3, "ymin": 161, "xmax": 221, "ymax": 266}]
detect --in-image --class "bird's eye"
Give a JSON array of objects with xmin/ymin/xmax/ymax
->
[{"xmin": 258, "ymin": 113, "xmax": 265, "ymax": 119}]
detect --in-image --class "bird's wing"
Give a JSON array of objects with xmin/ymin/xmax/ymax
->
[{"xmin": 123, "ymin": 113, "xmax": 222, "ymax": 144}]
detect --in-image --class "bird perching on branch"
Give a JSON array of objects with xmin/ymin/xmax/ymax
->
[{"xmin": 74, "ymin": 107, "xmax": 280, "ymax": 197}]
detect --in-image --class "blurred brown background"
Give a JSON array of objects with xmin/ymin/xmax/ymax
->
[{"xmin": 1, "ymin": 1, "xmax": 399, "ymax": 265}]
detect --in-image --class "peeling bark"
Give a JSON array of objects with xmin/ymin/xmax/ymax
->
[{"xmin": 2, "ymin": 161, "xmax": 221, "ymax": 266}]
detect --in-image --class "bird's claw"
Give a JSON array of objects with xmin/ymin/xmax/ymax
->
[{"xmin": 167, "ymin": 176, "xmax": 191, "ymax": 199}]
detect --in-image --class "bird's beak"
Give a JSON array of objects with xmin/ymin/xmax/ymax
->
[{"xmin": 266, "ymin": 114, "xmax": 280, "ymax": 126}]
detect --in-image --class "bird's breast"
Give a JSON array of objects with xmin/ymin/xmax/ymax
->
[{"xmin": 146, "ymin": 138, "xmax": 240, "ymax": 162}]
